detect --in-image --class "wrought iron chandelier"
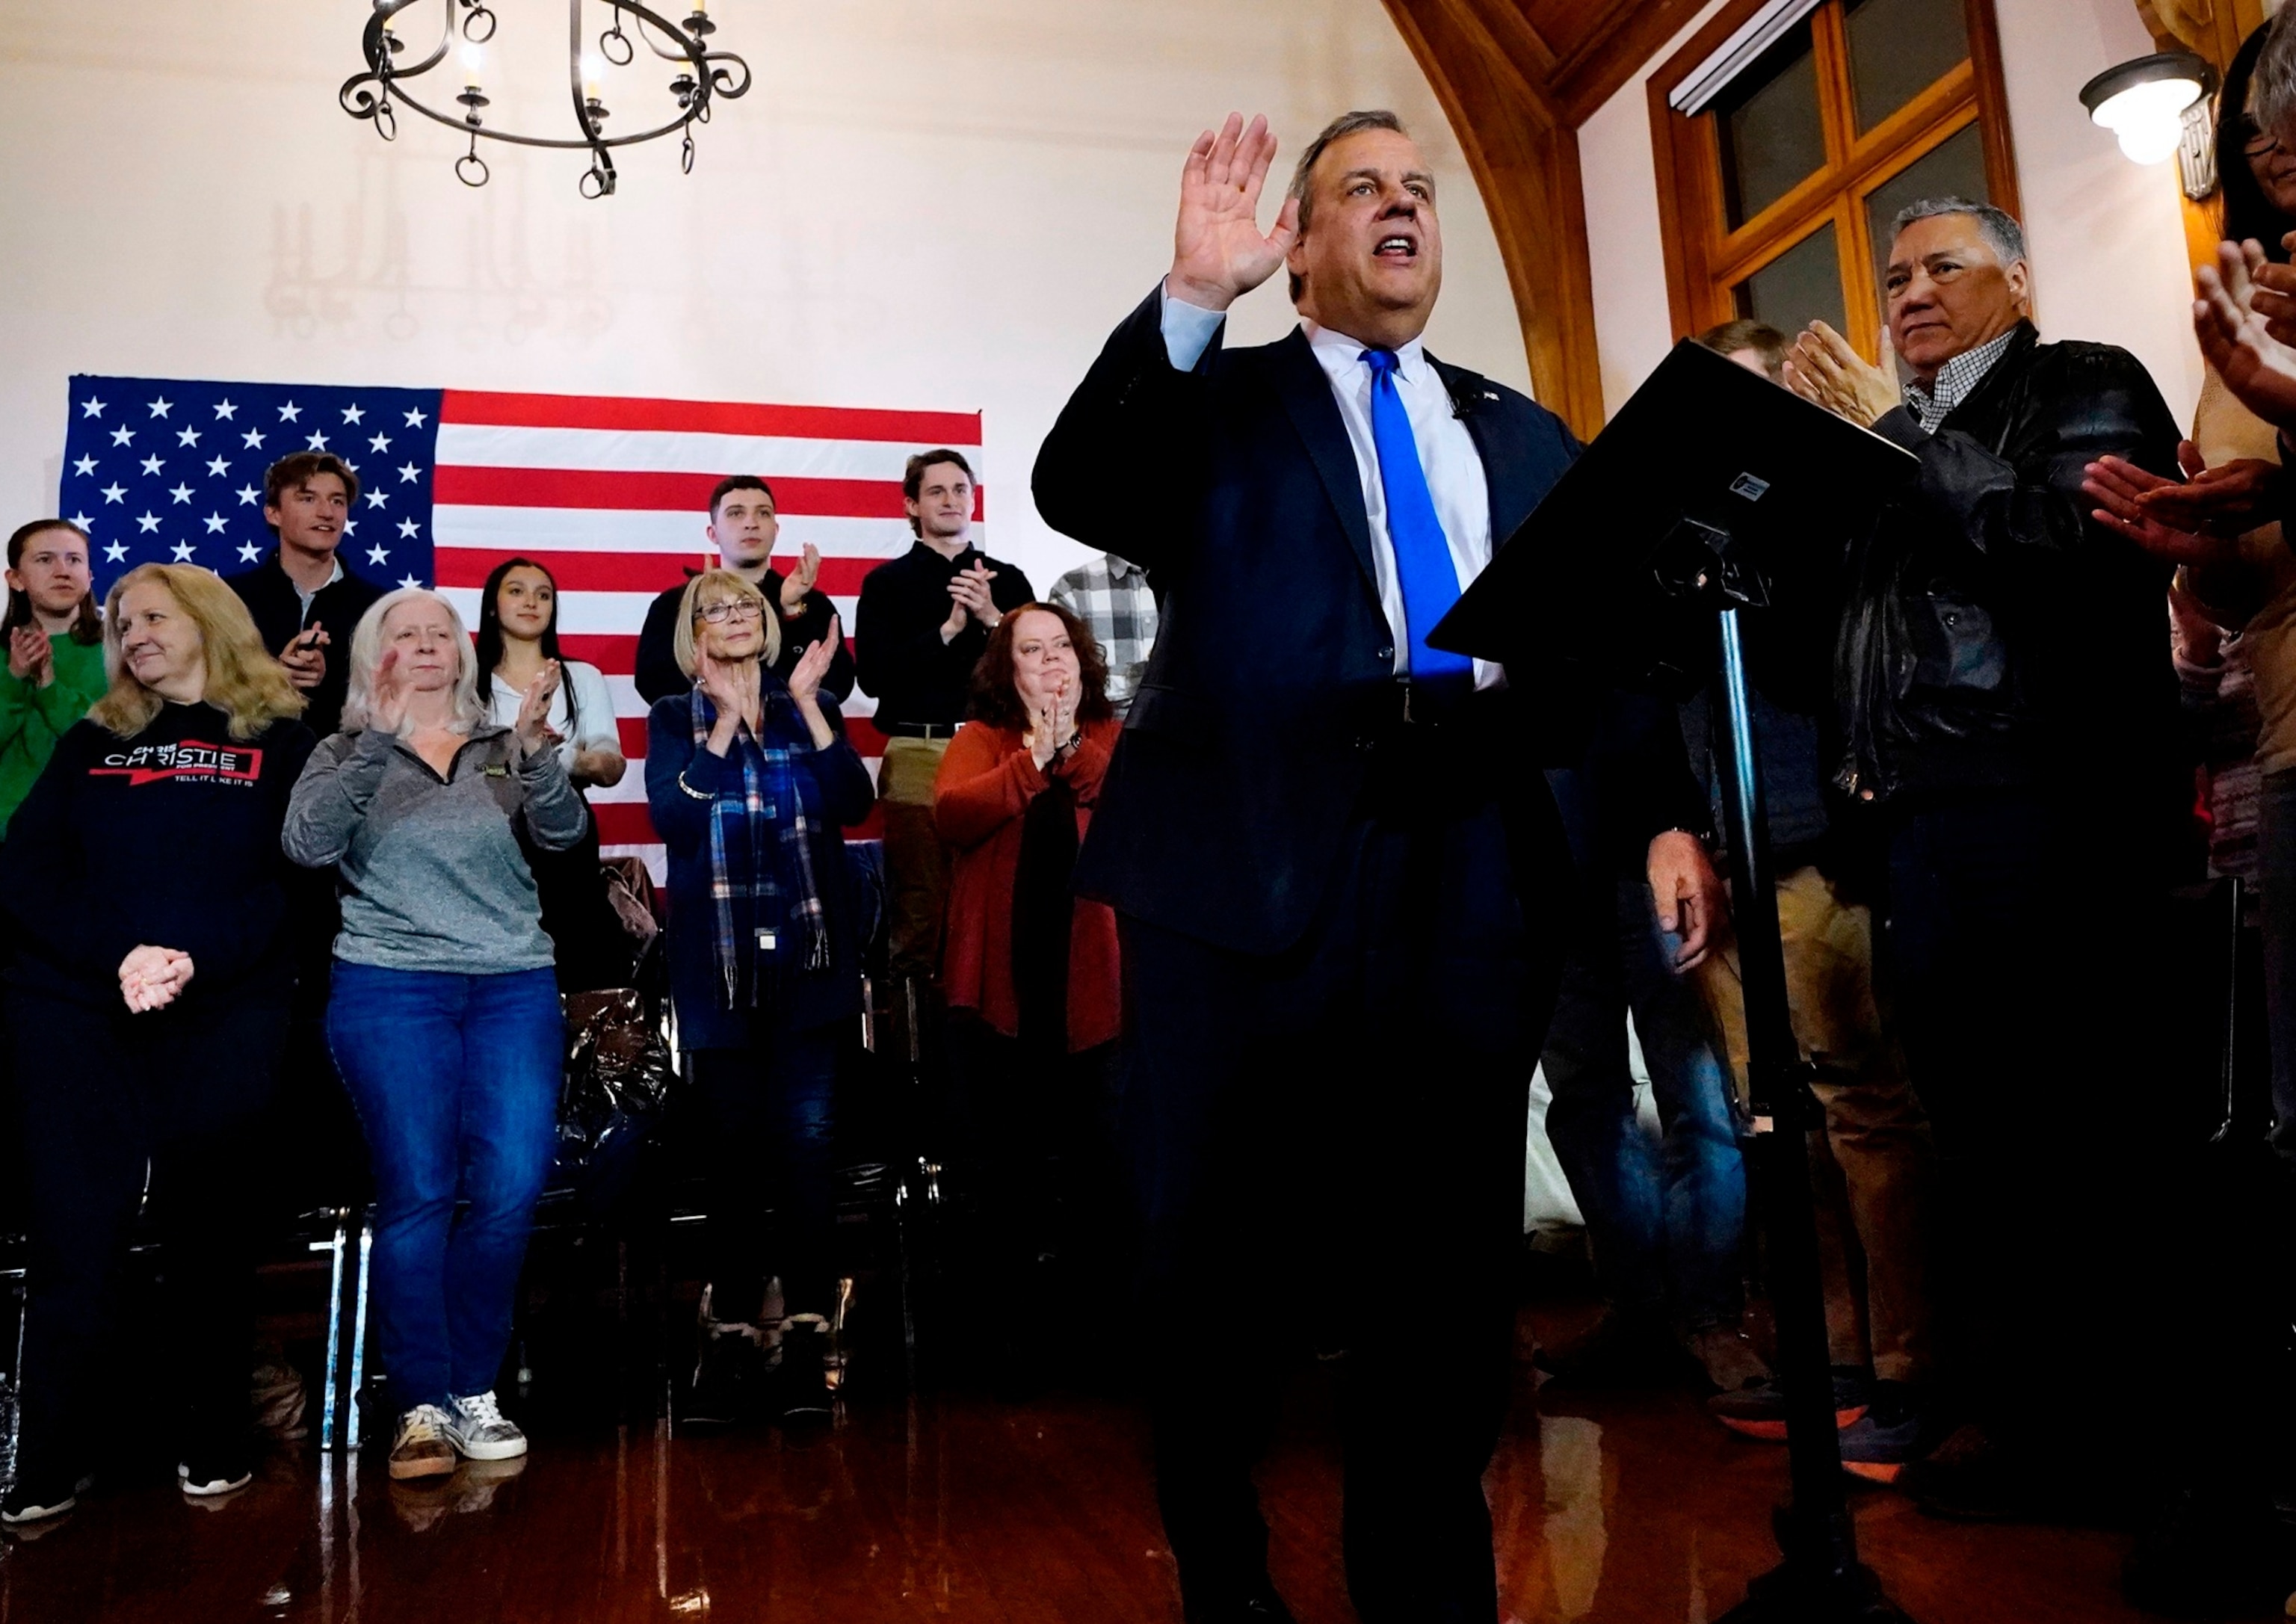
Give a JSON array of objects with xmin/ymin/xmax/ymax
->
[{"xmin": 340, "ymin": 0, "xmax": 752, "ymax": 197}]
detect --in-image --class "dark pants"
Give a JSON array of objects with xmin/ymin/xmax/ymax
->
[
  {"xmin": 327, "ymin": 963, "xmax": 564, "ymax": 1412},
  {"xmin": 524, "ymin": 795, "xmax": 631, "ymax": 995},
  {"xmin": 1879, "ymin": 790, "xmax": 2161, "ymax": 1453},
  {"xmin": 688, "ymin": 1019, "xmax": 840, "ymax": 1323},
  {"xmin": 1120, "ymin": 780, "xmax": 1556, "ymax": 1623},
  {"xmin": 945, "ymin": 1017, "xmax": 1127, "ymax": 1333},
  {"xmin": 12, "ymin": 984, "xmax": 291, "ymax": 1481},
  {"xmin": 2257, "ymin": 766, "xmax": 2296, "ymax": 1161}
]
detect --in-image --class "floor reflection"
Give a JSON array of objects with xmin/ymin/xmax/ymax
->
[{"xmin": 0, "ymin": 1305, "xmax": 2227, "ymax": 1623}]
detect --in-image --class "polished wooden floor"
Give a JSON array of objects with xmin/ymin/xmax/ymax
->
[{"xmin": 0, "ymin": 1294, "xmax": 2233, "ymax": 1624}]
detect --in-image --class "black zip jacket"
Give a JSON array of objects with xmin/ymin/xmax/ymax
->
[{"xmin": 1835, "ymin": 323, "xmax": 2184, "ymax": 822}]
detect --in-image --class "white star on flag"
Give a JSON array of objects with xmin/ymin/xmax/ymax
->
[
  {"xmin": 366, "ymin": 491, "xmax": 389, "ymax": 509},
  {"xmin": 306, "ymin": 432, "xmax": 329, "ymax": 451},
  {"xmin": 343, "ymin": 519, "xmax": 357, "ymax": 534},
  {"xmin": 135, "ymin": 513, "xmax": 160, "ymax": 533},
  {"xmin": 343, "ymin": 404, "xmax": 365, "ymax": 424},
  {"xmin": 103, "ymin": 541, "xmax": 128, "ymax": 563},
  {"xmin": 368, "ymin": 433, "xmax": 392, "ymax": 453},
  {"xmin": 238, "ymin": 543, "xmax": 262, "ymax": 563},
  {"xmin": 176, "ymin": 427, "xmax": 200, "ymax": 447},
  {"xmin": 81, "ymin": 399, "xmax": 105, "ymax": 418},
  {"xmin": 206, "ymin": 457, "xmax": 229, "ymax": 477},
  {"xmin": 71, "ymin": 456, "xmax": 96, "ymax": 476},
  {"xmin": 404, "ymin": 408, "xmax": 427, "ymax": 427},
  {"xmin": 170, "ymin": 541, "xmax": 197, "ymax": 562},
  {"xmin": 397, "ymin": 518, "xmax": 420, "ymax": 538},
  {"xmin": 147, "ymin": 398, "xmax": 172, "ymax": 418},
  {"xmin": 169, "ymin": 484, "xmax": 192, "ymax": 504},
  {"xmin": 398, "ymin": 463, "xmax": 422, "ymax": 484},
  {"xmin": 398, "ymin": 574, "xmax": 423, "ymax": 589},
  {"xmin": 203, "ymin": 514, "xmax": 228, "ymax": 534},
  {"xmin": 213, "ymin": 400, "xmax": 237, "ymax": 420},
  {"xmin": 242, "ymin": 429, "xmax": 265, "ymax": 449},
  {"xmin": 110, "ymin": 426, "xmax": 135, "ymax": 446},
  {"xmin": 278, "ymin": 401, "xmax": 302, "ymax": 422},
  {"xmin": 99, "ymin": 484, "xmax": 126, "ymax": 504},
  {"xmin": 368, "ymin": 544, "xmax": 391, "ymax": 566},
  {"xmin": 139, "ymin": 455, "xmax": 163, "ymax": 476},
  {"xmin": 235, "ymin": 485, "xmax": 260, "ymax": 506},
  {"xmin": 67, "ymin": 513, "xmax": 92, "ymax": 531}
]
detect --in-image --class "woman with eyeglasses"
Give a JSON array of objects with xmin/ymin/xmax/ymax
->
[{"xmin": 644, "ymin": 569, "xmax": 869, "ymax": 1424}]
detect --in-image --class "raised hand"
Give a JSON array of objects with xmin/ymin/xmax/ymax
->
[
  {"xmin": 1168, "ymin": 112, "xmax": 1301, "ymax": 313},
  {"xmin": 695, "ymin": 646, "xmax": 760, "ymax": 753},
  {"xmin": 1783, "ymin": 321, "xmax": 1899, "ymax": 427},
  {"xmin": 787, "ymin": 613, "xmax": 842, "ymax": 708},
  {"xmin": 2196, "ymin": 239, "xmax": 2296, "ymax": 433},
  {"xmin": 513, "ymin": 660, "xmax": 563, "ymax": 755},
  {"xmin": 370, "ymin": 646, "xmax": 410, "ymax": 735},
  {"xmin": 2083, "ymin": 454, "xmax": 2242, "ymax": 566},
  {"xmin": 781, "ymin": 543, "xmax": 823, "ymax": 611},
  {"xmin": 281, "ymin": 623, "xmax": 329, "ymax": 692}
]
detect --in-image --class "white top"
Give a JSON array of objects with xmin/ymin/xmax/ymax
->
[
  {"xmin": 484, "ymin": 657, "xmax": 620, "ymax": 775},
  {"xmin": 1160, "ymin": 288, "xmax": 1500, "ymax": 689}
]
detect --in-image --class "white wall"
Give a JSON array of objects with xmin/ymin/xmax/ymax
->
[
  {"xmin": 0, "ymin": 0, "xmax": 1531, "ymax": 593},
  {"xmin": 1578, "ymin": 0, "xmax": 2206, "ymax": 429}
]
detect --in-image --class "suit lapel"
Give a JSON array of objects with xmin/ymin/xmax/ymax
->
[
  {"xmin": 1431, "ymin": 355, "xmax": 1532, "ymax": 558},
  {"xmin": 1270, "ymin": 328, "xmax": 1380, "ymax": 599}
]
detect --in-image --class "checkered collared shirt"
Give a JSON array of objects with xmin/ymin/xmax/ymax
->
[
  {"xmin": 1049, "ymin": 552, "xmax": 1158, "ymax": 715},
  {"xmin": 1901, "ymin": 327, "xmax": 2017, "ymax": 434}
]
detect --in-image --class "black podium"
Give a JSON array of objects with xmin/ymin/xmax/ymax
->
[{"xmin": 1433, "ymin": 339, "xmax": 1919, "ymax": 1622}]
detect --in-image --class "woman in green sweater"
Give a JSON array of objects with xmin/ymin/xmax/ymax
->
[{"xmin": 0, "ymin": 520, "xmax": 106, "ymax": 838}]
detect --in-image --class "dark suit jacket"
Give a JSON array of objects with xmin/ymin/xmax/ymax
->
[
  {"xmin": 1032, "ymin": 286, "xmax": 1584, "ymax": 957},
  {"xmin": 226, "ymin": 551, "xmax": 386, "ymax": 741}
]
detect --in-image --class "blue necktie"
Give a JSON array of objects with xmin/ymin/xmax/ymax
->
[{"xmin": 1362, "ymin": 348, "xmax": 1471, "ymax": 683}]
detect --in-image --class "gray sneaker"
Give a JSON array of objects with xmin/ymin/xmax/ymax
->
[
  {"xmin": 389, "ymin": 1405, "xmax": 458, "ymax": 1481},
  {"xmin": 442, "ymin": 1391, "xmax": 528, "ymax": 1463}
]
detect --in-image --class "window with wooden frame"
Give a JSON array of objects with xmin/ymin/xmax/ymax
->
[{"xmin": 1647, "ymin": 0, "xmax": 2021, "ymax": 362}]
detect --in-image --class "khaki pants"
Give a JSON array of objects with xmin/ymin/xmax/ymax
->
[
  {"xmin": 1694, "ymin": 864, "xmax": 1937, "ymax": 1384},
  {"xmin": 877, "ymin": 735, "xmax": 952, "ymax": 982}
]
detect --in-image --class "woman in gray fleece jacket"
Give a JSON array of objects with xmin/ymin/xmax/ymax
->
[{"xmin": 283, "ymin": 587, "xmax": 584, "ymax": 1485}]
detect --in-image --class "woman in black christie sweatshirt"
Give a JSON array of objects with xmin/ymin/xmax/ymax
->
[{"xmin": 0, "ymin": 564, "xmax": 314, "ymax": 1526}]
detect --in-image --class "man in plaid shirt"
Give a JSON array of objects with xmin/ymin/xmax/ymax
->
[{"xmin": 1049, "ymin": 552, "xmax": 1158, "ymax": 717}]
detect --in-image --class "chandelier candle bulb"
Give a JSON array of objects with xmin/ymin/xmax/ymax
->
[{"xmin": 581, "ymin": 52, "xmax": 604, "ymax": 101}]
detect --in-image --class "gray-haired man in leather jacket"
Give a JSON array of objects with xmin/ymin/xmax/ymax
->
[{"xmin": 1783, "ymin": 197, "xmax": 2187, "ymax": 1521}]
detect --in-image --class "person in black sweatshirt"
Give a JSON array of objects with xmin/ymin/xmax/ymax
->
[{"xmin": 0, "ymin": 564, "xmax": 315, "ymax": 1526}]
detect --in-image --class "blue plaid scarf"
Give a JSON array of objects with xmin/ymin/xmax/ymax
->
[{"xmin": 689, "ymin": 683, "xmax": 831, "ymax": 1010}]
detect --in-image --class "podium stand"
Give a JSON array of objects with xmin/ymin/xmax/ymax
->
[{"xmin": 1433, "ymin": 339, "xmax": 1919, "ymax": 1622}]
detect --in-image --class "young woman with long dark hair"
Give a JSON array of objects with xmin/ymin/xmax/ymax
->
[{"xmin": 475, "ymin": 555, "xmax": 629, "ymax": 991}]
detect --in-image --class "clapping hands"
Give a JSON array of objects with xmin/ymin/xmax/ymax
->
[
  {"xmin": 2195, "ymin": 237, "xmax": 2296, "ymax": 434},
  {"xmin": 280, "ymin": 623, "xmax": 330, "ymax": 693},
  {"xmin": 1026, "ymin": 678, "xmax": 1078, "ymax": 771},
  {"xmin": 513, "ymin": 660, "xmax": 563, "ymax": 756},
  {"xmin": 1783, "ymin": 322, "xmax": 1901, "ymax": 428},
  {"xmin": 7, "ymin": 625, "xmax": 51, "ymax": 688},
  {"xmin": 942, "ymin": 561, "xmax": 1001, "ymax": 640},
  {"xmin": 786, "ymin": 613, "xmax": 842, "ymax": 709}
]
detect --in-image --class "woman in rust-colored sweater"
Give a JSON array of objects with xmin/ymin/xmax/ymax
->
[{"xmin": 933, "ymin": 602, "xmax": 1128, "ymax": 1376}]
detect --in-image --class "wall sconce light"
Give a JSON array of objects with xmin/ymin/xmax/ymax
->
[{"xmin": 2080, "ymin": 50, "xmax": 2218, "ymax": 170}]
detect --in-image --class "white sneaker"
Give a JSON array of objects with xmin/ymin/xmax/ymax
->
[
  {"xmin": 389, "ymin": 1404, "xmax": 458, "ymax": 1481},
  {"xmin": 442, "ymin": 1391, "xmax": 528, "ymax": 1462}
]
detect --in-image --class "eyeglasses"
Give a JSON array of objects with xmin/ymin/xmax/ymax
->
[
  {"xmin": 695, "ymin": 599, "xmax": 765, "ymax": 625},
  {"xmin": 2243, "ymin": 123, "xmax": 2283, "ymax": 158}
]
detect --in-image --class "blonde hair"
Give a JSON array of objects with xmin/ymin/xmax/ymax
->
[
  {"xmin": 342, "ymin": 587, "xmax": 487, "ymax": 735},
  {"xmin": 90, "ymin": 564, "xmax": 306, "ymax": 742},
  {"xmin": 673, "ymin": 569, "xmax": 780, "ymax": 679}
]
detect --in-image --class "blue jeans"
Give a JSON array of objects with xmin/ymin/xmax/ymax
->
[
  {"xmin": 327, "ymin": 962, "xmax": 563, "ymax": 1412},
  {"xmin": 1540, "ymin": 876, "xmax": 1748, "ymax": 1328}
]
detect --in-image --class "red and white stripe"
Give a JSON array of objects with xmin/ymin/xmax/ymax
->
[{"xmin": 430, "ymin": 389, "xmax": 984, "ymax": 877}]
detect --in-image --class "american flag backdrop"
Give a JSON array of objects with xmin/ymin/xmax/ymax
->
[{"xmin": 58, "ymin": 374, "xmax": 985, "ymax": 873}]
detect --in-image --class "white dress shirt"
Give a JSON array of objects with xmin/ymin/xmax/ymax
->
[
  {"xmin": 1160, "ymin": 288, "xmax": 1500, "ymax": 689},
  {"xmin": 485, "ymin": 656, "xmax": 621, "ymax": 777}
]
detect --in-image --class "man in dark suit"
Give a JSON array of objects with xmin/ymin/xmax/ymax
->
[{"xmin": 1035, "ymin": 110, "xmax": 1699, "ymax": 1624}]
